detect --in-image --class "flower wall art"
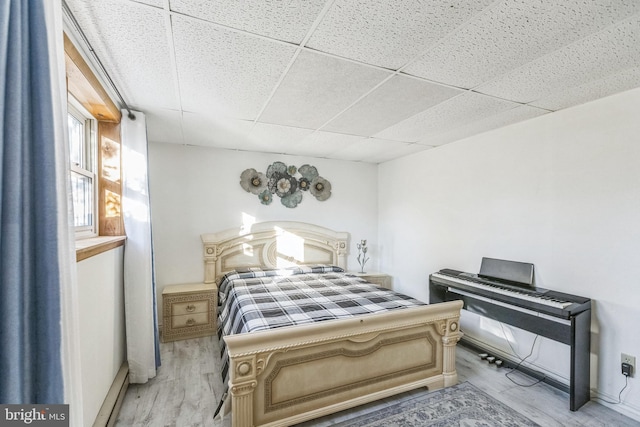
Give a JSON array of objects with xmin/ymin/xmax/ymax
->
[{"xmin": 240, "ymin": 161, "xmax": 332, "ymax": 208}]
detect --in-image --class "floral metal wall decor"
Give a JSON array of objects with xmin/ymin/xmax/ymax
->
[{"xmin": 240, "ymin": 161, "xmax": 331, "ymax": 208}]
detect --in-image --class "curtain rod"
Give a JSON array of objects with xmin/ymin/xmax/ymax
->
[{"xmin": 61, "ymin": 0, "xmax": 136, "ymax": 121}]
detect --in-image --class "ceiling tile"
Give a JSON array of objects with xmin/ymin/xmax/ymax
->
[
  {"xmin": 145, "ymin": 108, "xmax": 184, "ymax": 143},
  {"xmin": 530, "ymin": 66, "xmax": 640, "ymax": 111},
  {"xmin": 419, "ymin": 104, "xmax": 549, "ymax": 146},
  {"xmin": 363, "ymin": 140, "xmax": 432, "ymax": 163},
  {"xmin": 66, "ymin": 0, "xmax": 179, "ymax": 109},
  {"xmin": 244, "ymin": 123, "xmax": 315, "ymax": 154},
  {"xmin": 129, "ymin": 0, "xmax": 164, "ymax": 7},
  {"xmin": 322, "ymin": 75, "xmax": 463, "ymax": 136},
  {"xmin": 306, "ymin": 0, "xmax": 495, "ymax": 70},
  {"xmin": 181, "ymin": 112, "xmax": 255, "ymax": 149},
  {"xmin": 476, "ymin": 15, "xmax": 640, "ymax": 104},
  {"xmin": 169, "ymin": 0, "xmax": 327, "ymax": 44},
  {"xmin": 404, "ymin": 0, "xmax": 640, "ymax": 89},
  {"xmin": 172, "ymin": 16, "xmax": 298, "ymax": 120},
  {"xmin": 329, "ymin": 137, "xmax": 416, "ymax": 162},
  {"xmin": 376, "ymin": 92, "xmax": 519, "ymax": 142},
  {"xmin": 294, "ymin": 131, "xmax": 367, "ymax": 158},
  {"xmin": 259, "ymin": 50, "xmax": 391, "ymax": 129}
]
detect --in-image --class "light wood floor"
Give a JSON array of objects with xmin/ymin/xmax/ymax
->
[{"xmin": 115, "ymin": 335, "xmax": 639, "ymax": 426}]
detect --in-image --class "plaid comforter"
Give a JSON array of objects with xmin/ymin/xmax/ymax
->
[{"xmin": 216, "ymin": 265, "xmax": 425, "ymax": 383}]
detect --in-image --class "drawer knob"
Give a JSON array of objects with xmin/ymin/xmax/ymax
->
[
  {"xmin": 186, "ymin": 318, "xmax": 196, "ymax": 326},
  {"xmin": 186, "ymin": 304, "xmax": 196, "ymax": 312}
]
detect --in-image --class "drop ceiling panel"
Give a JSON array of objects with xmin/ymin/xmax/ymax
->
[
  {"xmin": 145, "ymin": 108, "xmax": 184, "ymax": 144},
  {"xmin": 169, "ymin": 0, "xmax": 327, "ymax": 44},
  {"xmin": 330, "ymin": 138, "xmax": 414, "ymax": 162},
  {"xmin": 66, "ymin": 0, "xmax": 178, "ymax": 109},
  {"xmin": 307, "ymin": 0, "xmax": 495, "ymax": 70},
  {"xmin": 476, "ymin": 15, "xmax": 640, "ymax": 104},
  {"xmin": 259, "ymin": 50, "xmax": 392, "ymax": 129},
  {"xmin": 293, "ymin": 131, "xmax": 367, "ymax": 159},
  {"xmin": 530, "ymin": 67, "xmax": 640, "ymax": 111},
  {"xmin": 376, "ymin": 92, "xmax": 519, "ymax": 142},
  {"xmin": 364, "ymin": 141, "xmax": 432, "ymax": 163},
  {"xmin": 404, "ymin": 0, "xmax": 640, "ymax": 89},
  {"xmin": 172, "ymin": 16, "xmax": 298, "ymax": 120},
  {"xmin": 322, "ymin": 75, "xmax": 463, "ymax": 136},
  {"xmin": 419, "ymin": 104, "xmax": 549, "ymax": 146},
  {"xmin": 245, "ymin": 123, "xmax": 315, "ymax": 154},
  {"xmin": 181, "ymin": 112, "xmax": 255, "ymax": 149},
  {"xmin": 132, "ymin": 0, "xmax": 164, "ymax": 7}
]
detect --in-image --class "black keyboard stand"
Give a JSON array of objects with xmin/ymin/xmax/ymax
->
[{"xmin": 430, "ymin": 278, "xmax": 591, "ymax": 411}]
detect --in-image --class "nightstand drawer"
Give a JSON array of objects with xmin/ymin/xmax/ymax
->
[
  {"xmin": 162, "ymin": 282, "xmax": 217, "ymax": 343},
  {"xmin": 171, "ymin": 300, "xmax": 208, "ymax": 316},
  {"xmin": 171, "ymin": 312, "xmax": 210, "ymax": 329}
]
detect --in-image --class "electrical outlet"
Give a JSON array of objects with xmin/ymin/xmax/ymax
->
[{"xmin": 621, "ymin": 353, "xmax": 635, "ymax": 377}]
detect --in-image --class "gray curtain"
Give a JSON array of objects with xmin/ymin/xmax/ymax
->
[{"xmin": 0, "ymin": 0, "xmax": 64, "ymax": 403}]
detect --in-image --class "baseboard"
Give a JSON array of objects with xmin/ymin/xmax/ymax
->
[
  {"xmin": 591, "ymin": 387, "xmax": 640, "ymax": 422},
  {"xmin": 93, "ymin": 362, "xmax": 129, "ymax": 427},
  {"xmin": 459, "ymin": 337, "xmax": 640, "ymax": 422}
]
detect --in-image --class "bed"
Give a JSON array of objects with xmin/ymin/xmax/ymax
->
[{"xmin": 201, "ymin": 221, "xmax": 463, "ymax": 427}]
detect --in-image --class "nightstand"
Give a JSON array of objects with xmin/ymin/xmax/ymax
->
[
  {"xmin": 162, "ymin": 282, "xmax": 217, "ymax": 343},
  {"xmin": 352, "ymin": 272, "xmax": 393, "ymax": 290}
]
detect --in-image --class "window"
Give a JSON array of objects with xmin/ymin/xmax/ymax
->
[{"xmin": 68, "ymin": 97, "xmax": 97, "ymax": 237}]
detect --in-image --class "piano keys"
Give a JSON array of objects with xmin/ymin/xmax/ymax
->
[
  {"xmin": 430, "ymin": 269, "xmax": 591, "ymax": 319},
  {"xmin": 429, "ymin": 258, "xmax": 591, "ymax": 411}
]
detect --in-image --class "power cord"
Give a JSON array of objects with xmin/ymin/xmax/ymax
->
[
  {"xmin": 499, "ymin": 323, "xmax": 546, "ymax": 387},
  {"xmin": 591, "ymin": 374, "xmax": 629, "ymax": 405},
  {"xmin": 497, "ymin": 323, "xmax": 631, "ymax": 402}
]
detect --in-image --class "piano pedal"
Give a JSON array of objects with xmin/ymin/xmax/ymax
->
[
  {"xmin": 495, "ymin": 359, "xmax": 503, "ymax": 367},
  {"xmin": 478, "ymin": 353, "xmax": 489, "ymax": 360},
  {"xmin": 486, "ymin": 356, "xmax": 496, "ymax": 364}
]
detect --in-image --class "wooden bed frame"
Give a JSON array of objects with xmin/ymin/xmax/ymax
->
[{"xmin": 201, "ymin": 221, "xmax": 463, "ymax": 427}]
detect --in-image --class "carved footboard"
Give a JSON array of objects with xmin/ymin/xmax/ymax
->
[{"xmin": 224, "ymin": 300, "xmax": 463, "ymax": 427}]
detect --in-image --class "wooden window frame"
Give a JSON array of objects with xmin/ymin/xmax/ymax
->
[{"xmin": 64, "ymin": 32, "xmax": 125, "ymax": 259}]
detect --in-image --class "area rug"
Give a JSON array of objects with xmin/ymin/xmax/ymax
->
[{"xmin": 330, "ymin": 382, "xmax": 540, "ymax": 427}]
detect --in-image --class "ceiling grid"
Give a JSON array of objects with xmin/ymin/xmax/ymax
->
[{"xmin": 63, "ymin": 0, "xmax": 640, "ymax": 163}]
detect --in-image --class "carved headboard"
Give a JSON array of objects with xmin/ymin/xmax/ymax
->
[{"xmin": 201, "ymin": 221, "xmax": 349, "ymax": 283}]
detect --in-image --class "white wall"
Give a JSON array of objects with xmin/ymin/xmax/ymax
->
[
  {"xmin": 379, "ymin": 87, "xmax": 640, "ymax": 419},
  {"xmin": 76, "ymin": 247, "xmax": 126, "ymax": 425},
  {"xmin": 148, "ymin": 144, "xmax": 379, "ymax": 316}
]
